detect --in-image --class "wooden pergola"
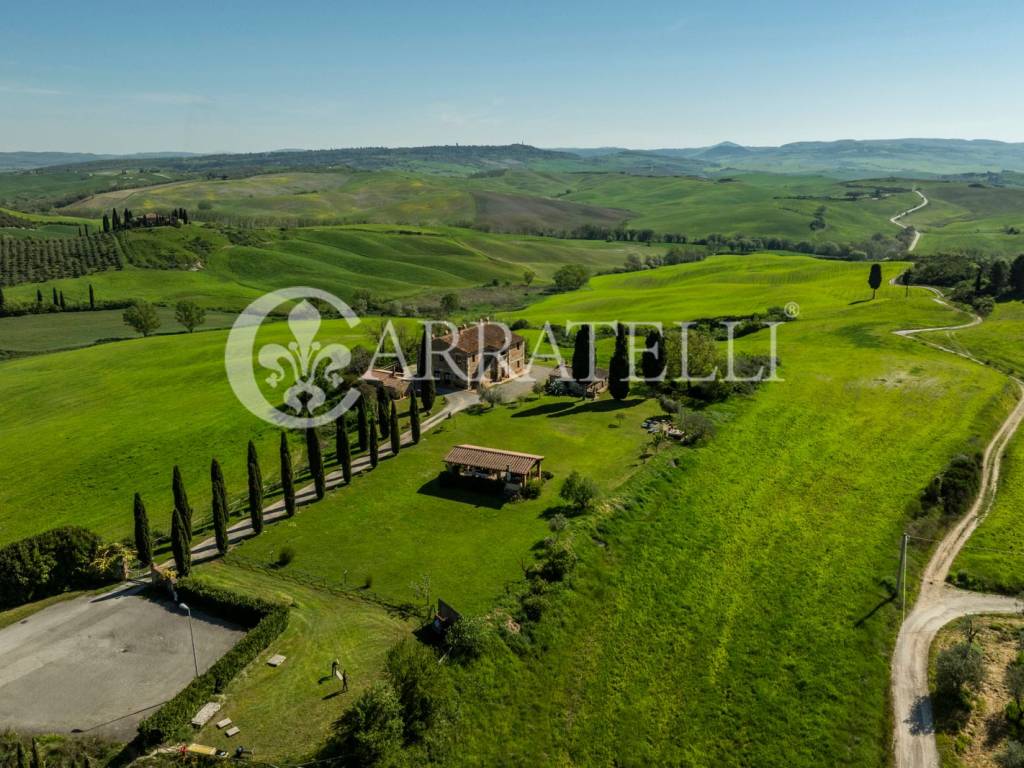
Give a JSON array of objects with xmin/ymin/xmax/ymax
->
[{"xmin": 443, "ymin": 444, "xmax": 544, "ymax": 487}]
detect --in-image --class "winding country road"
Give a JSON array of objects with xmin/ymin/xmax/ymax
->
[
  {"xmin": 891, "ymin": 286, "xmax": 1024, "ymax": 767},
  {"xmin": 890, "ymin": 189, "xmax": 929, "ymax": 252}
]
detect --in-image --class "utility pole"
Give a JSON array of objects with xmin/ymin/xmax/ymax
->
[
  {"xmin": 180, "ymin": 602, "xmax": 199, "ymax": 678},
  {"xmin": 896, "ymin": 533, "xmax": 909, "ymax": 622}
]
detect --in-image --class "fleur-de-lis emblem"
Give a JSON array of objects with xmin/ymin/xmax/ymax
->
[{"xmin": 258, "ymin": 300, "xmax": 350, "ymax": 415}]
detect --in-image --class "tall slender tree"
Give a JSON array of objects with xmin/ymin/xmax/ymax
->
[
  {"xmin": 377, "ymin": 392, "xmax": 390, "ymax": 439},
  {"xmin": 608, "ymin": 323, "xmax": 631, "ymax": 401},
  {"xmin": 58, "ymin": 291, "xmax": 65, "ymax": 310},
  {"xmin": 172, "ymin": 465, "xmax": 192, "ymax": 539},
  {"xmin": 641, "ymin": 328, "xmax": 665, "ymax": 382},
  {"xmin": 991, "ymin": 260, "xmax": 1008, "ymax": 295},
  {"xmin": 51, "ymin": 287, "xmax": 58, "ymax": 306},
  {"xmin": 112, "ymin": 208, "xmax": 121, "ymax": 230},
  {"xmin": 572, "ymin": 324, "xmax": 594, "ymax": 382},
  {"xmin": 102, "ymin": 213, "xmax": 110, "ymax": 233},
  {"xmin": 369, "ymin": 415, "xmax": 379, "ymax": 468},
  {"xmin": 357, "ymin": 393, "xmax": 369, "ymax": 451},
  {"xmin": 336, "ymin": 411, "xmax": 353, "ymax": 484},
  {"xmin": 211, "ymin": 458, "xmax": 229, "ymax": 554},
  {"xmin": 280, "ymin": 432, "xmax": 296, "ymax": 516},
  {"xmin": 409, "ymin": 391, "xmax": 421, "ymax": 444},
  {"xmin": 868, "ymin": 263, "xmax": 883, "ymax": 299},
  {"xmin": 36, "ymin": 288, "xmax": 43, "ymax": 305},
  {"xmin": 389, "ymin": 405, "xmax": 401, "ymax": 456},
  {"xmin": 420, "ymin": 376, "xmax": 436, "ymax": 414},
  {"xmin": 132, "ymin": 492, "xmax": 152, "ymax": 567},
  {"xmin": 306, "ymin": 427, "xmax": 325, "ymax": 500},
  {"xmin": 247, "ymin": 440, "xmax": 264, "ymax": 534},
  {"xmin": 88, "ymin": 283, "xmax": 95, "ymax": 310},
  {"xmin": 0, "ymin": 286, "xmax": 5, "ymax": 311},
  {"xmin": 171, "ymin": 506, "xmax": 191, "ymax": 576}
]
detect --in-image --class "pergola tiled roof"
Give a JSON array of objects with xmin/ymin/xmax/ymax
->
[{"xmin": 443, "ymin": 444, "xmax": 544, "ymax": 476}]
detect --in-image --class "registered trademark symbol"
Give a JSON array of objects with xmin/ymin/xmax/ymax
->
[{"xmin": 784, "ymin": 302, "xmax": 800, "ymax": 319}]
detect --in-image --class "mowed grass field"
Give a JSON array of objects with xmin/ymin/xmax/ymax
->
[
  {"xmin": 0, "ymin": 307, "xmax": 239, "ymax": 353},
  {"xmin": 0, "ymin": 319, "xmax": 399, "ymax": 546},
  {"xmin": 57, "ymin": 168, "xmax": 918, "ymax": 244},
  {"xmin": 4, "ymin": 224, "xmax": 659, "ymax": 310},
  {"xmin": 433, "ymin": 258, "xmax": 1014, "ymax": 766},
  {"xmin": 906, "ymin": 180, "xmax": 1024, "ymax": 257},
  {"xmin": 227, "ymin": 394, "xmax": 660, "ymax": 615}
]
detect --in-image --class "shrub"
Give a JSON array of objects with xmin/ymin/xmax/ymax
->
[
  {"xmin": 0, "ymin": 526, "xmax": 114, "ymax": 610},
  {"xmin": 137, "ymin": 579, "xmax": 289, "ymax": 745},
  {"xmin": 385, "ymin": 639, "xmax": 453, "ymax": 743},
  {"xmin": 520, "ymin": 479, "xmax": 542, "ymax": 499},
  {"xmin": 331, "ymin": 683, "xmax": 404, "ymax": 767},
  {"xmin": 941, "ymin": 454, "xmax": 982, "ymax": 517},
  {"xmin": 998, "ymin": 741, "xmax": 1024, "ymax": 768},
  {"xmin": 538, "ymin": 543, "xmax": 577, "ymax": 582},
  {"xmin": 935, "ymin": 641, "xmax": 983, "ymax": 701},
  {"xmin": 445, "ymin": 616, "xmax": 490, "ymax": 662},
  {"xmin": 677, "ymin": 408, "xmax": 715, "ymax": 444},
  {"xmin": 277, "ymin": 546, "xmax": 296, "ymax": 567},
  {"xmin": 559, "ymin": 470, "xmax": 599, "ymax": 513}
]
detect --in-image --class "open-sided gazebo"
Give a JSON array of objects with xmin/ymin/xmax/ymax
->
[{"xmin": 443, "ymin": 444, "xmax": 544, "ymax": 488}]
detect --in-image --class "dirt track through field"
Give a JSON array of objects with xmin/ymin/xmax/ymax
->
[
  {"xmin": 890, "ymin": 190, "xmax": 929, "ymax": 252},
  {"xmin": 891, "ymin": 286, "xmax": 1024, "ymax": 767}
]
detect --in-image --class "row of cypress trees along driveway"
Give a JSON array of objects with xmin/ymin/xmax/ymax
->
[{"xmin": 130, "ymin": 388, "xmax": 427, "ymax": 576}]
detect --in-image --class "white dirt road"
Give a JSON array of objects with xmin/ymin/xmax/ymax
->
[
  {"xmin": 890, "ymin": 190, "xmax": 929, "ymax": 252},
  {"xmin": 891, "ymin": 286, "xmax": 1024, "ymax": 767}
]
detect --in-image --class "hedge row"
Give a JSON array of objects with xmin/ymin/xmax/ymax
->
[
  {"xmin": 0, "ymin": 526, "xmax": 115, "ymax": 609},
  {"xmin": 137, "ymin": 578, "xmax": 289, "ymax": 746}
]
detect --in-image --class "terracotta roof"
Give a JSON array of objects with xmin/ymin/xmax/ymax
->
[
  {"xmin": 433, "ymin": 323, "xmax": 524, "ymax": 356},
  {"xmin": 443, "ymin": 444, "xmax": 544, "ymax": 475}
]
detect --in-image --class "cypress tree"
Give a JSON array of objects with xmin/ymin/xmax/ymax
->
[
  {"xmin": 16, "ymin": 741, "xmax": 28, "ymax": 768},
  {"xmin": 172, "ymin": 465, "xmax": 192, "ymax": 539},
  {"xmin": 306, "ymin": 427, "xmax": 325, "ymax": 500},
  {"xmin": 417, "ymin": 328, "xmax": 430, "ymax": 378},
  {"xmin": 389, "ymin": 405, "xmax": 401, "ymax": 455},
  {"xmin": 171, "ymin": 506, "xmax": 191, "ymax": 576},
  {"xmin": 357, "ymin": 394, "xmax": 369, "ymax": 451},
  {"xmin": 608, "ymin": 323, "xmax": 631, "ymax": 401},
  {"xmin": 641, "ymin": 328, "xmax": 665, "ymax": 382},
  {"xmin": 88, "ymin": 283, "xmax": 95, "ymax": 309},
  {"xmin": 336, "ymin": 411, "xmax": 353, "ymax": 484},
  {"xmin": 369, "ymin": 415, "xmax": 379, "ymax": 468},
  {"xmin": 30, "ymin": 740, "xmax": 43, "ymax": 768},
  {"xmin": 52, "ymin": 287, "xmax": 58, "ymax": 305},
  {"xmin": 409, "ymin": 391, "xmax": 421, "ymax": 444},
  {"xmin": 211, "ymin": 458, "xmax": 229, "ymax": 554},
  {"xmin": 572, "ymin": 324, "xmax": 594, "ymax": 382},
  {"xmin": 133, "ymin": 492, "xmax": 152, "ymax": 566},
  {"xmin": 377, "ymin": 393, "xmax": 390, "ymax": 439},
  {"xmin": 868, "ymin": 263, "xmax": 883, "ymax": 299},
  {"xmin": 102, "ymin": 213, "xmax": 110, "ymax": 233},
  {"xmin": 0, "ymin": 286, "xmax": 5, "ymax": 311},
  {"xmin": 58, "ymin": 291, "xmax": 65, "ymax": 310},
  {"xmin": 36, "ymin": 288, "xmax": 43, "ymax": 305},
  {"xmin": 281, "ymin": 432, "xmax": 296, "ymax": 516},
  {"xmin": 112, "ymin": 209, "xmax": 121, "ymax": 230},
  {"xmin": 247, "ymin": 440, "xmax": 264, "ymax": 534},
  {"xmin": 420, "ymin": 376, "xmax": 436, "ymax": 414}
]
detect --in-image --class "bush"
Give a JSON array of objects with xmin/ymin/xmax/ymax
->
[
  {"xmin": 941, "ymin": 454, "xmax": 982, "ymax": 518},
  {"xmin": 137, "ymin": 579, "xmax": 289, "ymax": 745},
  {"xmin": 537, "ymin": 542, "xmax": 577, "ymax": 582},
  {"xmin": 998, "ymin": 740, "xmax": 1024, "ymax": 768},
  {"xmin": 385, "ymin": 639, "xmax": 453, "ymax": 743},
  {"xmin": 445, "ymin": 616, "xmax": 490, "ymax": 662},
  {"xmin": 331, "ymin": 683, "xmax": 404, "ymax": 767},
  {"xmin": 0, "ymin": 526, "xmax": 115, "ymax": 610},
  {"xmin": 935, "ymin": 641, "xmax": 984, "ymax": 701},
  {"xmin": 559, "ymin": 470, "xmax": 599, "ymax": 513}
]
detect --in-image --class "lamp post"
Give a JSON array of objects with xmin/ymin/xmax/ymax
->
[{"xmin": 179, "ymin": 602, "xmax": 199, "ymax": 678}]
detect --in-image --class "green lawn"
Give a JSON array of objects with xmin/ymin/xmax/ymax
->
[
  {"xmin": 0, "ymin": 308, "xmax": 239, "ymax": 353},
  {"xmin": 227, "ymin": 393, "xmax": 660, "ymax": 615},
  {"xmin": 187, "ymin": 563, "xmax": 412, "ymax": 760},
  {"xmin": 0, "ymin": 319, "xmax": 389, "ymax": 546}
]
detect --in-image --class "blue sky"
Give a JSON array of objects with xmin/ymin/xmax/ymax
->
[{"xmin": 1, "ymin": 0, "xmax": 1021, "ymax": 153}]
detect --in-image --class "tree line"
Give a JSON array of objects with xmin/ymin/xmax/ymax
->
[{"xmin": 101, "ymin": 207, "xmax": 189, "ymax": 233}]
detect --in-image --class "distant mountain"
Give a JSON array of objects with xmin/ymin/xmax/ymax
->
[
  {"xmin": 558, "ymin": 139, "xmax": 1024, "ymax": 178},
  {"xmin": 0, "ymin": 151, "xmax": 198, "ymax": 172}
]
